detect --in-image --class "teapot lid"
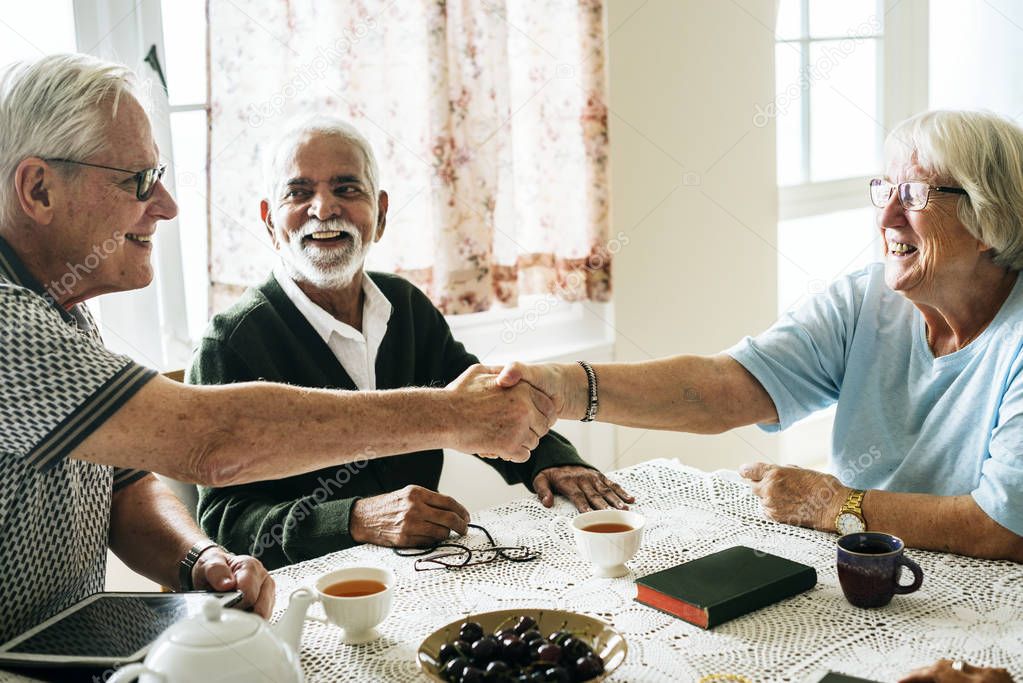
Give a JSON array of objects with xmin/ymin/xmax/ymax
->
[{"xmin": 167, "ymin": 599, "xmax": 260, "ymax": 647}]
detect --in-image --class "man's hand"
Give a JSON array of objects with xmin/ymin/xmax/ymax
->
[
  {"xmin": 739, "ymin": 462, "xmax": 847, "ymax": 530},
  {"xmin": 496, "ymin": 362, "xmax": 589, "ymax": 421},
  {"xmin": 192, "ymin": 549, "xmax": 275, "ymax": 619},
  {"xmin": 899, "ymin": 660, "xmax": 1014, "ymax": 683},
  {"xmin": 533, "ymin": 466, "xmax": 635, "ymax": 511},
  {"xmin": 350, "ymin": 485, "xmax": 471, "ymax": 547},
  {"xmin": 446, "ymin": 364, "xmax": 555, "ymax": 462}
]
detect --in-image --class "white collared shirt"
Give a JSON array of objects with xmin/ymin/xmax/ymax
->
[{"xmin": 274, "ymin": 267, "xmax": 393, "ymax": 390}]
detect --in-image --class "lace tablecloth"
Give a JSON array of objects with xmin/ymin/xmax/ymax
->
[{"xmin": 268, "ymin": 458, "xmax": 1023, "ymax": 682}]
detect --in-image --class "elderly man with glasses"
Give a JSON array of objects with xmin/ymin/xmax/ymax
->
[
  {"xmin": 0, "ymin": 54, "xmax": 556, "ymax": 643},
  {"xmin": 497, "ymin": 110, "xmax": 1023, "ymax": 563},
  {"xmin": 189, "ymin": 116, "xmax": 633, "ymax": 571}
]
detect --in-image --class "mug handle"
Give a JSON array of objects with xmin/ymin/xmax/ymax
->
[{"xmin": 893, "ymin": 556, "xmax": 924, "ymax": 594}]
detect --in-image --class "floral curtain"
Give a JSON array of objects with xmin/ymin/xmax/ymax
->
[{"xmin": 207, "ymin": 0, "xmax": 612, "ymax": 315}]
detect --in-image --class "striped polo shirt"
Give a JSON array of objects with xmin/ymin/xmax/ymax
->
[{"xmin": 0, "ymin": 235, "xmax": 156, "ymax": 643}]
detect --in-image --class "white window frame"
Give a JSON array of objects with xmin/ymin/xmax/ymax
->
[
  {"xmin": 72, "ymin": 0, "xmax": 193, "ymax": 370},
  {"xmin": 777, "ymin": 0, "xmax": 930, "ymax": 221}
]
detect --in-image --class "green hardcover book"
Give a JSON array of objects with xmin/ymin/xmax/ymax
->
[{"xmin": 634, "ymin": 546, "xmax": 817, "ymax": 629}]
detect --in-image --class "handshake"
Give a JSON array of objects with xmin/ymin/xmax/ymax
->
[{"xmin": 444, "ymin": 362, "xmax": 588, "ymax": 462}]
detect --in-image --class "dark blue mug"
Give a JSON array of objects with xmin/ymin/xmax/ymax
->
[{"xmin": 836, "ymin": 532, "xmax": 924, "ymax": 608}]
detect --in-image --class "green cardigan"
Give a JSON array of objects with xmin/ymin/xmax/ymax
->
[{"xmin": 189, "ymin": 272, "xmax": 588, "ymax": 570}]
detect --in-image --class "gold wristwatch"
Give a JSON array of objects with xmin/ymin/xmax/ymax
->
[{"xmin": 835, "ymin": 489, "xmax": 867, "ymax": 535}]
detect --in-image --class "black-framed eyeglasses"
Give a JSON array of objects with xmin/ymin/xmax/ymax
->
[
  {"xmin": 45, "ymin": 158, "xmax": 167, "ymax": 201},
  {"xmin": 869, "ymin": 178, "xmax": 968, "ymax": 212},
  {"xmin": 393, "ymin": 524, "xmax": 539, "ymax": 571}
]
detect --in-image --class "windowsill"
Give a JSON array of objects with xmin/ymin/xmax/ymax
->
[{"xmin": 447, "ymin": 299, "xmax": 616, "ymax": 365}]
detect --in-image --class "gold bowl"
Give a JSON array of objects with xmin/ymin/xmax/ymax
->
[{"xmin": 416, "ymin": 608, "xmax": 627, "ymax": 681}]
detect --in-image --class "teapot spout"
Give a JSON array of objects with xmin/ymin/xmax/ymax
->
[{"xmin": 272, "ymin": 588, "xmax": 316, "ymax": 653}]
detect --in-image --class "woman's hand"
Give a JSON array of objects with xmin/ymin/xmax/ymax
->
[
  {"xmin": 899, "ymin": 659, "xmax": 1014, "ymax": 683},
  {"xmin": 739, "ymin": 462, "xmax": 848, "ymax": 531}
]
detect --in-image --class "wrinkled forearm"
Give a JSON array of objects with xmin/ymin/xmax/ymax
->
[
  {"xmin": 578, "ymin": 354, "xmax": 778, "ymax": 433},
  {"xmin": 77, "ymin": 377, "xmax": 458, "ymax": 487},
  {"xmin": 109, "ymin": 475, "xmax": 206, "ymax": 590},
  {"xmin": 858, "ymin": 490, "xmax": 1023, "ymax": 562}
]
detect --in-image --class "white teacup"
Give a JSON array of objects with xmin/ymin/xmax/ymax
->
[
  {"xmin": 310, "ymin": 566, "xmax": 395, "ymax": 643},
  {"xmin": 570, "ymin": 510, "xmax": 645, "ymax": 578}
]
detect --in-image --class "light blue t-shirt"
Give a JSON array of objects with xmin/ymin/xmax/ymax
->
[{"xmin": 727, "ymin": 262, "xmax": 1023, "ymax": 536}]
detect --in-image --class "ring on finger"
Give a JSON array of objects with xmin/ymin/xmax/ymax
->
[{"xmin": 951, "ymin": 660, "xmax": 966, "ymax": 672}]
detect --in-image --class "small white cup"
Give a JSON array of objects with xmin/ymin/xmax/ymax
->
[
  {"xmin": 570, "ymin": 510, "xmax": 645, "ymax": 578},
  {"xmin": 312, "ymin": 566, "xmax": 395, "ymax": 644}
]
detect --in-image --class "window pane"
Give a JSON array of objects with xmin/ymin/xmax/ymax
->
[
  {"xmin": 808, "ymin": 0, "xmax": 883, "ymax": 38},
  {"xmin": 777, "ymin": 206, "xmax": 879, "ymax": 316},
  {"xmin": 161, "ymin": 0, "xmax": 207, "ymax": 105},
  {"xmin": 809, "ymin": 38, "xmax": 880, "ymax": 182},
  {"xmin": 775, "ymin": 43, "xmax": 804, "ymax": 186},
  {"xmin": 776, "ymin": 0, "xmax": 802, "ymax": 40},
  {"xmin": 169, "ymin": 110, "xmax": 210, "ymax": 341},
  {"xmin": 0, "ymin": 2, "xmax": 76, "ymax": 68}
]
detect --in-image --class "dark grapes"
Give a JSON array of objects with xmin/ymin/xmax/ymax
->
[
  {"xmin": 542, "ymin": 666, "xmax": 570, "ymax": 683},
  {"xmin": 501, "ymin": 634, "xmax": 529, "ymax": 664},
  {"xmin": 513, "ymin": 615, "xmax": 538, "ymax": 635},
  {"xmin": 484, "ymin": 660, "xmax": 511, "ymax": 682},
  {"xmin": 521, "ymin": 629, "xmax": 543, "ymax": 646},
  {"xmin": 460, "ymin": 622, "xmax": 485, "ymax": 644},
  {"xmin": 461, "ymin": 666, "xmax": 485, "ymax": 683},
  {"xmin": 471, "ymin": 635, "xmax": 499, "ymax": 664},
  {"xmin": 561, "ymin": 636, "xmax": 592, "ymax": 663},
  {"xmin": 536, "ymin": 643, "xmax": 561, "ymax": 664},
  {"xmin": 442, "ymin": 656, "xmax": 469, "ymax": 682},
  {"xmin": 435, "ymin": 615, "xmax": 606, "ymax": 683},
  {"xmin": 573, "ymin": 653, "xmax": 605, "ymax": 681}
]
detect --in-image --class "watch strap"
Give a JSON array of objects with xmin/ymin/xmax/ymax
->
[
  {"xmin": 178, "ymin": 541, "xmax": 221, "ymax": 591},
  {"xmin": 835, "ymin": 488, "xmax": 867, "ymax": 533}
]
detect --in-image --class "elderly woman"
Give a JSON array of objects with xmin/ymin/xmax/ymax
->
[{"xmin": 497, "ymin": 109, "xmax": 1023, "ymax": 562}]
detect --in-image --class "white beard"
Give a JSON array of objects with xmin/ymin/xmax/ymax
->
[{"xmin": 279, "ymin": 218, "xmax": 371, "ymax": 289}]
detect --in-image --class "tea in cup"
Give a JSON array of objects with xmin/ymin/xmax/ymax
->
[
  {"xmin": 836, "ymin": 532, "xmax": 923, "ymax": 608},
  {"xmin": 570, "ymin": 510, "xmax": 645, "ymax": 578},
  {"xmin": 311, "ymin": 566, "xmax": 395, "ymax": 643}
]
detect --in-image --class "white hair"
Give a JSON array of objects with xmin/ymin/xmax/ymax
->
[
  {"xmin": 0, "ymin": 53, "xmax": 142, "ymax": 226},
  {"xmin": 885, "ymin": 110, "xmax": 1023, "ymax": 271},
  {"xmin": 261, "ymin": 115, "xmax": 380, "ymax": 204}
]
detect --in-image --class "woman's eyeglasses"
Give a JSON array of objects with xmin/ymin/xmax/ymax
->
[
  {"xmin": 393, "ymin": 524, "xmax": 539, "ymax": 571},
  {"xmin": 45, "ymin": 158, "xmax": 167, "ymax": 201},
  {"xmin": 869, "ymin": 178, "xmax": 968, "ymax": 212}
]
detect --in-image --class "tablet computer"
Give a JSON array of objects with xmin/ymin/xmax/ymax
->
[{"xmin": 0, "ymin": 591, "xmax": 242, "ymax": 668}]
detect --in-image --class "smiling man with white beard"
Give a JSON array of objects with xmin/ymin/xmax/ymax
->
[{"xmin": 189, "ymin": 117, "xmax": 632, "ymax": 570}]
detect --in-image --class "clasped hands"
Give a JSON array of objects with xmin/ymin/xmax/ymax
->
[{"xmin": 354, "ymin": 362, "xmax": 632, "ymax": 548}]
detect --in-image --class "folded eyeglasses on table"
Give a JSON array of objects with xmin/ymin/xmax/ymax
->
[{"xmin": 393, "ymin": 523, "xmax": 539, "ymax": 571}]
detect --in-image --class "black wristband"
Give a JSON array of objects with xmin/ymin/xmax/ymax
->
[
  {"xmin": 178, "ymin": 541, "xmax": 221, "ymax": 591},
  {"xmin": 578, "ymin": 360, "xmax": 598, "ymax": 422}
]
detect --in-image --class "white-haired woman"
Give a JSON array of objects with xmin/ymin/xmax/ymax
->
[{"xmin": 497, "ymin": 110, "xmax": 1023, "ymax": 561}]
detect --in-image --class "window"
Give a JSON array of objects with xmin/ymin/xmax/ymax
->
[
  {"xmin": 160, "ymin": 0, "xmax": 209, "ymax": 343},
  {"xmin": 772, "ymin": 0, "xmax": 928, "ymax": 466},
  {"xmin": 774, "ymin": 0, "xmax": 928, "ymax": 316}
]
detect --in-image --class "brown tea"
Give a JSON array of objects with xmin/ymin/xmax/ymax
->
[
  {"xmin": 322, "ymin": 579, "xmax": 387, "ymax": 598},
  {"xmin": 582, "ymin": 523, "xmax": 633, "ymax": 533}
]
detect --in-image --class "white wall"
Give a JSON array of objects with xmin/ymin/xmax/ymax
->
[
  {"xmin": 605, "ymin": 0, "xmax": 780, "ymax": 471},
  {"xmin": 929, "ymin": 0, "xmax": 1023, "ymax": 118}
]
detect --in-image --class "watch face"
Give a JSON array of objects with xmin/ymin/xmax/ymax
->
[{"xmin": 837, "ymin": 512, "xmax": 866, "ymax": 535}]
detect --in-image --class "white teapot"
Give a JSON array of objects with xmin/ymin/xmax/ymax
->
[{"xmin": 108, "ymin": 589, "xmax": 316, "ymax": 683}]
